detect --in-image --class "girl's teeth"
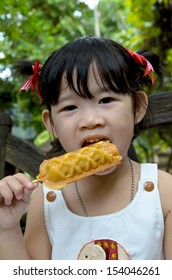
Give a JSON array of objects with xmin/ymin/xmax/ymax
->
[
  {"xmin": 83, "ymin": 138, "xmax": 109, "ymax": 147},
  {"xmin": 86, "ymin": 138, "xmax": 102, "ymax": 143}
]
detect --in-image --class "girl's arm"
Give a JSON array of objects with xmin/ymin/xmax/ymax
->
[
  {"xmin": 0, "ymin": 173, "xmax": 37, "ymax": 259},
  {"xmin": 0, "ymin": 225, "xmax": 30, "ymax": 259},
  {"xmin": 164, "ymin": 209, "xmax": 172, "ymax": 259},
  {"xmin": 24, "ymin": 185, "xmax": 51, "ymax": 260},
  {"xmin": 158, "ymin": 170, "xmax": 172, "ymax": 259}
]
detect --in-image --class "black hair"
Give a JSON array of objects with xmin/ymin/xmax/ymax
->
[{"xmin": 15, "ymin": 36, "xmax": 163, "ymax": 146}]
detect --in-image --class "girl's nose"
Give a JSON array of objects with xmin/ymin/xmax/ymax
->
[{"xmin": 79, "ymin": 112, "xmax": 105, "ymax": 130}]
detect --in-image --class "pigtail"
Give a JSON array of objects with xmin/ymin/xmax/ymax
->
[
  {"xmin": 14, "ymin": 60, "xmax": 35, "ymax": 76},
  {"xmin": 14, "ymin": 60, "xmax": 43, "ymax": 101},
  {"xmin": 137, "ymin": 50, "xmax": 164, "ymax": 86}
]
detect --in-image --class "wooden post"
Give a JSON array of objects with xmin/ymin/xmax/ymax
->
[{"xmin": 0, "ymin": 113, "xmax": 12, "ymax": 179}]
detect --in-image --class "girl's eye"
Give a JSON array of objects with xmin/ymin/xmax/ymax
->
[
  {"xmin": 99, "ymin": 97, "xmax": 114, "ymax": 104},
  {"xmin": 62, "ymin": 105, "xmax": 77, "ymax": 111}
]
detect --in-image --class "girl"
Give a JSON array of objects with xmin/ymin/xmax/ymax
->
[{"xmin": 0, "ymin": 36, "xmax": 172, "ymax": 260}]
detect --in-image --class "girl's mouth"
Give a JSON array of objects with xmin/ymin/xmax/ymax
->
[{"xmin": 82, "ymin": 138, "xmax": 110, "ymax": 147}]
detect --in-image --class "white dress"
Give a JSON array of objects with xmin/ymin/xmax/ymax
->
[{"xmin": 43, "ymin": 163, "xmax": 164, "ymax": 260}]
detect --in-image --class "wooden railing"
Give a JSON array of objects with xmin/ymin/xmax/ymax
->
[
  {"xmin": 0, "ymin": 113, "xmax": 46, "ymax": 179},
  {"xmin": 0, "ymin": 91, "xmax": 172, "ymax": 180},
  {"xmin": 148, "ymin": 92, "xmax": 172, "ymax": 127}
]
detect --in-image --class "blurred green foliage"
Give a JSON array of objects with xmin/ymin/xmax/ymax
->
[{"xmin": 0, "ymin": 0, "xmax": 172, "ymax": 170}]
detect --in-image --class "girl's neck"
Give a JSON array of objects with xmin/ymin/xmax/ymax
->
[
  {"xmin": 81, "ymin": 156, "xmax": 129, "ymax": 186},
  {"xmin": 63, "ymin": 157, "xmax": 141, "ymax": 216}
]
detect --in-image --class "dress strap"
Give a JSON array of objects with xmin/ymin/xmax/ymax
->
[{"xmin": 140, "ymin": 163, "xmax": 158, "ymax": 182}]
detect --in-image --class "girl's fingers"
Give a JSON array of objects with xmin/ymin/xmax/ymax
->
[
  {"xmin": 6, "ymin": 176, "xmax": 24, "ymax": 200},
  {"xmin": 0, "ymin": 174, "xmax": 39, "ymax": 205},
  {"xmin": 0, "ymin": 179, "xmax": 14, "ymax": 205},
  {"xmin": 13, "ymin": 173, "xmax": 35, "ymax": 189},
  {"xmin": 0, "ymin": 194, "xmax": 4, "ymax": 203},
  {"xmin": 12, "ymin": 174, "xmax": 39, "ymax": 203}
]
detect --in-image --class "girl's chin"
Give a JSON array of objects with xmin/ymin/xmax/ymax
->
[{"xmin": 94, "ymin": 165, "xmax": 117, "ymax": 176}]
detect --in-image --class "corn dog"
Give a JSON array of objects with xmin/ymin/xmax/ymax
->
[{"xmin": 36, "ymin": 140, "xmax": 122, "ymax": 190}]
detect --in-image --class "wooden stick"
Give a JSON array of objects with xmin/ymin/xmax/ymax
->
[{"xmin": 32, "ymin": 179, "xmax": 40, "ymax": 183}]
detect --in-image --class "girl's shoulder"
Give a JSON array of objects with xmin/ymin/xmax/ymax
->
[{"xmin": 158, "ymin": 169, "xmax": 172, "ymax": 219}]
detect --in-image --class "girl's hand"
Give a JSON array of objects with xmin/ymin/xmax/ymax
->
[{"xmin": 0, "ymin": 173, "xmax": 38, "ymax": 231}]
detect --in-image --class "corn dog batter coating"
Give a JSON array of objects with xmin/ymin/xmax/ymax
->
[{"xmin": 37, "ymin": 141, "xmax": 122, "ymax": 189}]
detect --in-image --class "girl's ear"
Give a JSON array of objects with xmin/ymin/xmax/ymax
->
[
  {"xmin": 42, "ymin": 109, "xmax": 55, "ymax": 135},
  {"xmin": 134, "ymin": 91, "xmax": 148, "ymax": 124}
]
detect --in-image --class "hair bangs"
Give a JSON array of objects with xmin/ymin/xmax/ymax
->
[
  {"xmin": 65, "ymin": 46, "xmax": 94, "ymax": 99},
  {"xmin": 92, "ymin": 40, "xmax": 137, "ymax": 95},
  {"xmin": 40, "ymin": 37, "xmax": 139, "ymax": 108},
  {"xmin": 64, "ymin": 38, "xmax": 136, "ymax": 98}
]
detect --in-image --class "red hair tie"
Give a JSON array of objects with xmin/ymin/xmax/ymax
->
[
  {"xmin": 19, "ymin": 60, "xmax": 43, "ymax": 101},
  {"xmin": 126, "ymin": 48, "xmax": 154, "ymax": 85}
]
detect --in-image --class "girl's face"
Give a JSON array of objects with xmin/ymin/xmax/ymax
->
[{"xmin": 42, "ymin": 65, "xmax": 147, "ymax": 159}]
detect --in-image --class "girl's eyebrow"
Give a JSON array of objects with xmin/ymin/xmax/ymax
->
[
  {"xmin": 93, "ymin": 87, "xmax": 113, "ymax": 96},
  {"xmin": 58, "ymin": 93, "xmax": 74, "ymax": 103},
  {"xmin": 58, "ymin": 86, "xmax": 110, "ymax": 103}
]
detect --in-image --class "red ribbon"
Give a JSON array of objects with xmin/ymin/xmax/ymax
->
[
  {"xmin": 126, "ymin": 48, "xmax": 154, "ymax": 85},
  {"xmin": 19, "ymin": 60, "xmax": 43, "ymax": 101}
]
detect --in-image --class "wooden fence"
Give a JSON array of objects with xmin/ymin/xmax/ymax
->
[{"xmin": 0, "ymin": 91, "xmax": 172, "ymax": 179}]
